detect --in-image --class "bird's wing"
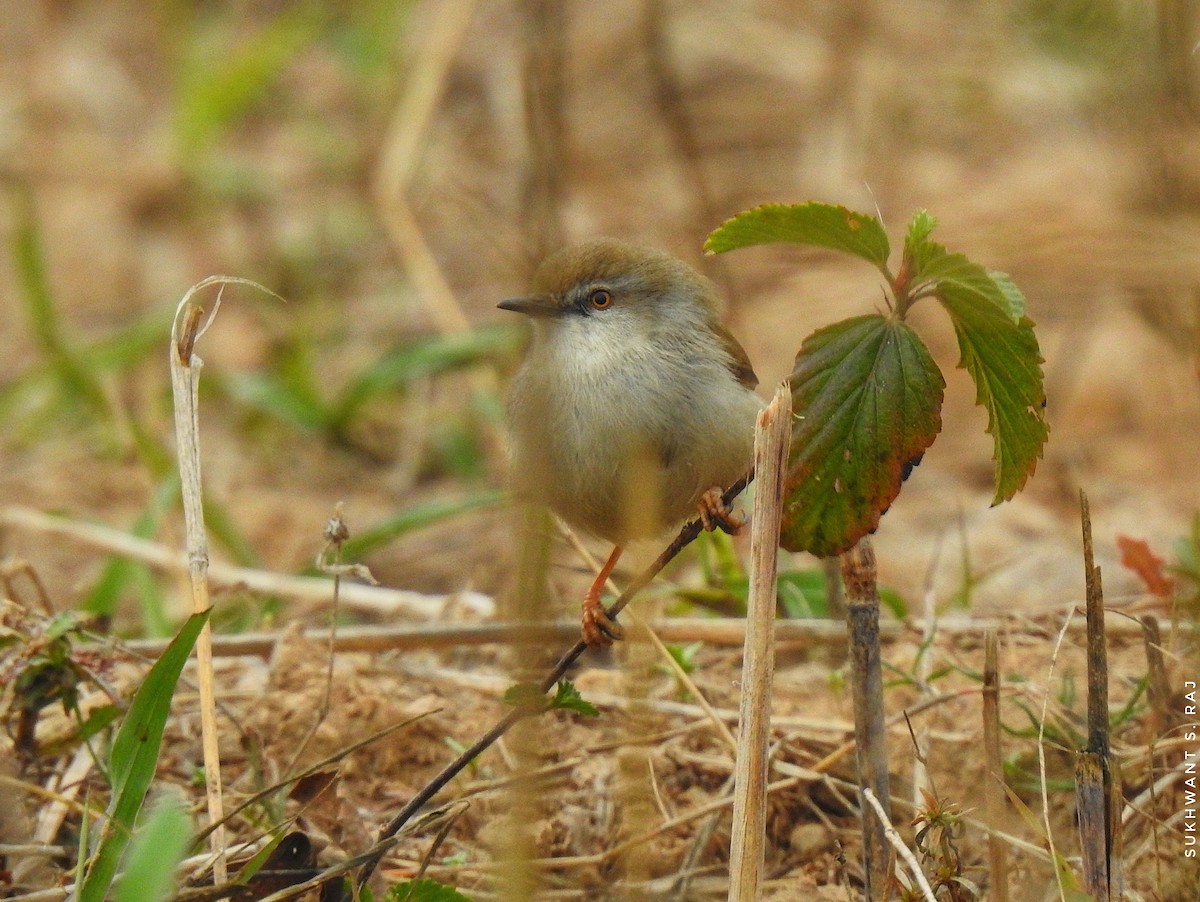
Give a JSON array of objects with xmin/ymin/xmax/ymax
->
[{"xmin": 712, "ymin": 321, "xmax": 759, "ymax": 389}]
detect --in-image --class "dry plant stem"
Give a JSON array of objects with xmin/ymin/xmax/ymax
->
[
  {"xmin": 982, "ymin": 630, "xmax": 1009, "ymax": 902},
  {"xmin": 841, "ymin": 538, "xmax": 891, "ymax": 899},
  {"xmin": 861, "ymin": 789, "xmax": 936, "ymax": 902},
  {"xmin": 170, "ymin": 287, "xmax": 227, "ymax": 882},
  {"xmin": 284, "ymin": 510, "xmax": 349, "ymax": 776},
  {"xmin": 728, "ymin": 386, "xmax": 789, "ymax": 902},
  {"xmin": 350, "ymin": 472, "xmax": 754, "ymax": 894},
  {"xmin": 1079, "ymin": 489, "xmax": 1118, "ymax": 899},
  {"xmin": 1038, "ymin": 609, "xmax": 1075, "ymax": 902},
  {"xmin": 0, "ymin": 504, "xmax": 495, "ymax": 619},
  {"xmin": 1141, "ymin": 615, "xmax": 1172, "ymax": 728}
]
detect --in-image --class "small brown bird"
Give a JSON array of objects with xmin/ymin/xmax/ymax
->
[{"xmin": 499, "ymin": 238, "xmax": 764, "ymax": 645}]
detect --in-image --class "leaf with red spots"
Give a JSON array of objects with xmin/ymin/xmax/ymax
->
[
  {"xmin": 1117, "ymin": 535, "xmax": 1176, "ymax": 597},
  {"xmin": 780, "ymin": 314, "xmax": 944, "ymax": 557}
]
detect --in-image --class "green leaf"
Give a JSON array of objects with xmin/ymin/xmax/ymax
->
[
  {"xmin": 705, "ymin": 202, "xmax": 891, "ymax": 269},
  {"xmin": 79, "ymin": 610, "xmax": 209, "ymax": 902},
  {"xmin": 501, "ymin": 680, "xmax": 599, "ymax": 718},
  {"xmin": 551, "ymin": 680, "xmax": 599, "ymax": 717},
  {"xmin": 502, "ymin": 682, "xmax": 549, "ymax": 713},
  {"xmin": 388, "ymin": 877, "xmax": 476, "ymax": 901},
  {"xmin": 113, "ymin": 792, "xmax": 192, "ymax": 902},
  {"xmin": 781, "ymin": 315, "xmax": 944, "ymax": 557},
  {"xmin": 335, "ymin": 490, "xmax": 507, "ymax": 561},
  {"xmin": 909, "ymin": 245, "xmax": 1023, "ymax": 322},
  {"xmin": 936, "ymin": 288, "xmax": 1048, "ymax": 503},
  {"xmin": 905, "ymin": 209, "xmax": 938, "ymax": 250}
]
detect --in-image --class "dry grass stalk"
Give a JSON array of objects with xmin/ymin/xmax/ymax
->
[
  {"xmin": 842, "ymin": 537, "xmax": 891, "ymax": 898},
  {"xmin": 169, "ymin": 283, "xmax": 228, "ymax": 881},
  {"xmin": 982, "ymin": 630, "xmax": 1009, "ymax": 902},
  {"xmin": 727, "ymin": 385, "xmax": 790, "ymax": 901},
  {"xmin": 0, "ymin": 504, "xmax": 495, "ymax": 619}
]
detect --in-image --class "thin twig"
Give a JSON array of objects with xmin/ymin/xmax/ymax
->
[
  {"xmin": 861, "ymin": 788, "xmax": 935, "ymax": 902},
  {"xmin": 350, "ymin": 471, "xmax": 754, "ymax": 894},
  {"xmin": 982, "ymin": 630, "xmax": 1009, "ymax": 902},
  {"xmin": 1038, "ymin": 609, "xmax": 1076, "ymax": 902},
  {"xmin": 0, "ymin": 504, "xmax": 494, "ymax": 619},
  {"xmin": 285, "ymin": 507, "xmax": 351, "ymax": 775},
  {"xmin": 559, "ymin": 526, "xmax": 737, "ymax": 750}
]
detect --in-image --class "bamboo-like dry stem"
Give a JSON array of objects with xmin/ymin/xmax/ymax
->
[
  {"xmin": 728, "ymin": 385, "xmax": 789, "ymax": 902},
  {"xmin": 169, "ymin": 284, "xmax": 227, "ymax": 881},
  {"xmin": 842, "ymin": 538, "xmax": 890, "ymax": 899},
  {"xmin": 982, "ymin": 630, "xmax": 1009, "ymax": 902}
]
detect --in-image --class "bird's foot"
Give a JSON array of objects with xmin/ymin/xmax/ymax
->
[
  {"xmin": 581, "ymin": 584, "xmax": 624, "ymax": 647},
  {"xmin": 698, "ymin": 486, "xmax": 743, "ymax": 534}
]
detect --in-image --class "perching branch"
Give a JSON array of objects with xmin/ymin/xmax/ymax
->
[{"xmin": 351, "ymin": 469, "xmax": 755, "ymax": 893}]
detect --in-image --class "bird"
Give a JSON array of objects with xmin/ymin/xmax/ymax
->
[{"xmin": 499, "ymin": 238, "xmax": 764, "ymax": 646}]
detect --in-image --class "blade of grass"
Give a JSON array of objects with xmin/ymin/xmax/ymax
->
[
  {"xmin": 327, "ymin": 326, "xmax": 519, "ymax": 431},
  {"xmin": 114, "ymin": 791, "xmax": 192, "ymax": 902},
  {"xmin": 10, "ymin": 184, "xmax": 112, "ymax": 419},
  {"xmin": 84, "ymin": 476, "xmax": 180, "ymax": 634},
  {"xmin": 334, "ymin": 489, "xmax": 506, "ymax": 561},
  {"xmin": 79, "ymin": 610, "xmax": 209, "ymax": 902}
]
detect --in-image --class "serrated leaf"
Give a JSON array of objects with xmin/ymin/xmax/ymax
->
[
  {"xmin": 552, "ymin": 679, "xmax": 599, "ymax": 717},
  {"xmin": 705, "ymin": 202, "xmax": 891, "ymax": 269},
  {"xmin": 911, "ymin": 247, "xmax": 1023, "ymax": 322},
  {"xmin": 937, "ymin": 289, "xmax": 1048, "ymax": 503},
  {"xmin": 502, "ymin": 682, "xmax": 548, "ymax": 712},
  {"xmin": 905, "ymin": 209, "xmax": 937, "ymax": 250},
  {"xmin": 781, "ymin": 315, "xmax": 944, "ymax": 557}
]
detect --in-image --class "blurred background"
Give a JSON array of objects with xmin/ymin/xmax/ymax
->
[{"xmin": 2, "ymin": 0, "xmax": 1198, "ymax": 633}]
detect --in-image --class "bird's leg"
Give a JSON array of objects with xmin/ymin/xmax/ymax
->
[
  {"xmin": 698, "ymin": 486, "xmax": 743, "ymax": 534},
  {"xmin": 581, "ymin": 545, "xmax": 625, "ymax": 646}
]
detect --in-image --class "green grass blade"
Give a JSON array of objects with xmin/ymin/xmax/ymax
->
[
  {"xmin": 113, "ymin": 792, "xmax": 192, "ymax": 902},
  {"xmin": 329, "ymin": 326, "xmax": 520, "ymax": 431},
  {"xmin": 336, "ymin": 490, "xmax": 507, "ymax": 561},
  {"xmin": 83, "ymin": 476, "xmax": 179, "ymax": 633},
  {"xmin": 79, "ymin": 610, "xmax": 209, "ymax": 902},
  {"xmin": 10, "ymin": 185, "xmax": 112, "ymax": 419}
]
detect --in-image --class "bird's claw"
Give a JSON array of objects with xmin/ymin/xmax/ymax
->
[
  {"xmin": 581, "ymin": 589, "xmax": 624, "ymax": 647},
  {"xmin": 698, "ymin": 487, "xmax": 743, "ymax": 534}
]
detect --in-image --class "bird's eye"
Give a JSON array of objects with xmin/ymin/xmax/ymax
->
[{"xmin": 588, "ymin": 288, "xmax": 613, "ymax": 309}]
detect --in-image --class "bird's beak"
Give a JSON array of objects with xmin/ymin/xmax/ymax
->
[{"xmin": 497, "ymin": 295, "xmax": 560, "ymax": 318}]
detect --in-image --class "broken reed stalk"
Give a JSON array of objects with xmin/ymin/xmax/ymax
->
[
  {"xmin": 727, "ymin": 385, "xmax": 790, "ymax": 902},
  {"xmin": 169, "ymin": 285, "xmax": 227, "ymax": 881},
  {"xmin": 351, "ymin": 470, "xmax": 756, "ymax": 895},
  {"xmin": 1141, "ymin": 615, "xmax": 1172, "ymax": 731},
  {"xmin": 982, "ymin": 630, "xmax": 1009, "ymax": 902},
  {"xmin": 842, "ymin": 537, "xmax": 891, "ymax": 899},
  {"xmin": 1077, "ymin": 489, "xmax": 1123, "ymax": 900}
]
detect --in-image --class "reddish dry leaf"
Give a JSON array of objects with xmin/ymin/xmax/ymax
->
[{"xmin": 1116, "ymin": 534, "xmax": 1176, "ymax": 597}]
